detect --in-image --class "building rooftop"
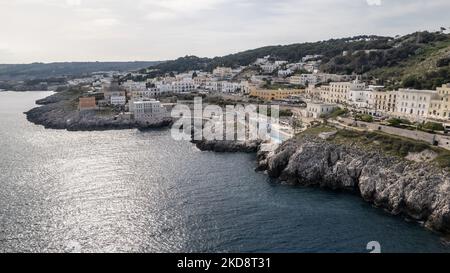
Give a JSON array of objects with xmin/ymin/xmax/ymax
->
[
  {"xmin": 134, "ymin": 99, "xmax": 160, "ymax": 104},
  {"xmin": 309, "ymin": 102, "xmax": 336, "ymax": 107},
  {"xmin": 398, "ymin": 88, "xmax": 437, "ymax": 93}
]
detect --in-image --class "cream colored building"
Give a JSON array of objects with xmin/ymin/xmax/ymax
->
[
  {"xmin": 304, "ymin": 102, "xmax": 337, "ymax": 119},
  {"xmin": 249, "ymin": 88, "xmax": 304, "ymax": 101},
  {"xmin": 132, "ymin": 99, "xmax": 167, "ymax": 121},
  {"xmin": 122, "ymin": 80, "xmax": 147, "ymax": 92},
  {"xmin": 130, "ymin": 88, "xmax": 161, "ymax": 99},
  {"xmin": 372, "ymin": 91, "xmax": 398, "ymax": 114},
  {"xmin": 317, "ymin": 79, "xmax": 366, "ymax": 104},
  {"xmin": 305, "ymin": 84, "xmax": 322, "ymax": 101},
  {"xmin": 395, "ymin": 89, "xmax": 438, "ymax": 120},
  {"xmin": 328, "ymin": 80, "xmax": 366, "ymax": 104},
  {"xmin": 213, "ymin": 67, "xmax": 233, "ymax": 79},
  {"xmin": 289, "ymin": 73, "xmax": 353, "ymax": 86},
  {"xmin": 240, "ymin": 81, "xmax": 251, "ymax": 94},
  {"xmin": 348, "ymin": 89, "xmax": 373, "ymax": 109},
  {"xmin": 428, "ymin": 84, "xmax": 450, "ymax": 120},
  {"xmin": 319, "ymin": 85, "xmax": 332, "ymax": 103}
]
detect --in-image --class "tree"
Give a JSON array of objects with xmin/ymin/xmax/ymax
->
[
  {"xmin": 423, "ymin": 122, "xmax": 444, "ymax": 131},
  {"xmin": 437, "ymin": 57, "xmax": 450, "ymax": 67},
  {"xmin": 388, "ymin": 118, "xmax": 411, "ymax": 127},
  {"xmin": 292, "ymin": 118, "xmax": 303, "ymax": 134},
  {"xmin": 355, "ymin": 114, "xmax": 374, "ymax": 123}
]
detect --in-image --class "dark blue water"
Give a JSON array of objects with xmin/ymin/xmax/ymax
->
[{"xmin": 0, "ymin": 91, "xmax": 448, "ymax": 253}]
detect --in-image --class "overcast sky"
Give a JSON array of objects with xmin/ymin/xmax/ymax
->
[{"xmin": 0, "ymin": 0, "xmax": 449, "ymax": 63}]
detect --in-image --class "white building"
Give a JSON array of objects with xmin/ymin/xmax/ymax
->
[
  {"xmin": 240, "ymin": 81, "xmax": 251, "ymax": 94},
  {"xmin": 290, "ymin": 75, "xmax": 305, "ymax": 85},
  {"xmin": 286, "ymin": 62, "xmax": 304, "ymax": 71},
  {"xmin": 305, "ymin": 84, "xmax": 322, "ymax": 101},
  {"xmin": 302, "ymin": 55, "xmax": 323, "ymax": 62},
  {"xmin": 289, "ymin": 74, "xmax": 321, "ymax": 86},
  {"xmin": 328, "ymin": 80, "xmax": 366, "ymax": 104},
  {"xmin": 395, "ymin": 89, "xmax": 438, "ymax": 120},
  {"xmin": 278, "ymin": 69, "xmax": 293, "ymax": 77},
  {"xmin": 132, "ymin": 99, "xmax": 167, "ymax": 121},
  {"xmin": 171, "ymin": 79, "xmax": 196, "ymax": 93},
  {"xmin": 348, "ymin": 89, "xmax": 374, "ymax": 109},
  {"xmin": 274, "ymin": 60, "xmax": 288, "ymax": 66},
  {"xmin": 205, "ymin": 80, "xmax": 249, "ymax": 94},
  {"xmin": 153, "ymin": 79, "xmax": 196, "ymax": 94},
  {"xmin": 130, "ymin": 88, "xmax": 162, "ymax": 99},
  {"xmin": 213, "ymin": 67, "xmax": 233, "ymax": 79},
  {"xmin": 205, "ymin": 81, "xmax": 220, "ymax": 92},
  {"xmin": 255, "ymin": 56, "xmax": 270, "ymax": 65},
  {"xmin": 155, "ymin": 83, "xmax": 171, "ymax": 93},
  {"xmin": 305, "ymin": 103, "xmax": 337, "ymax": 119},
  {"xmin": 110, "ymin": 95, "xmax": 126, "ymax": 106},
  {"xmin": 175, "ymin": 73, "xmax": 194, "ymax": 81},
  {"xmin": 193, "ymin": 75, "xmax": 209, "ymax": 88},
  {"xmin": 221, "ymin": 82, "xmax": 242, "ymax": 93},
  {"xmin": 303, "ymin": 61, "xmax": 320, "ymax": 73},
  {"xmin": 122, "ymin": 80, "xmax": 147, "ymax": 91},
  {"xmin": 260, "ymin": 64, "xmax": 278, "ymax": 74}
]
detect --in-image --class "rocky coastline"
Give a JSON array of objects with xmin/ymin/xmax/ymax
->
[
  {"xmin": 194, "ymin": 135, "xmax": 450, "ymax": 235},
  {"xmin": 25, "ymin": 92, "xmax": 173, "ymax": 131},
  {"xmin": 26, "ymin": 90, "xmax": 450, "ymax": 235},
  {"xmin": 193, "ymin": 139, "xmax": 262, "ymax": 153}
]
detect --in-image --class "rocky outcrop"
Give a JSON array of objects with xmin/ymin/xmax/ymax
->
[
  {"xmin": 26, "ymin": 94, "xmax": 173, "ymax": 131},
  {"xmin": 35, "ymin": 92, "xmax": 68, "ymax": 105},
  {"xmin": 256, "ymin": 135, "xmax": 450, "ymax": 234},
  {"xmin": 193, "ymin": 139, "xmax": 262, "ymax": 153}
]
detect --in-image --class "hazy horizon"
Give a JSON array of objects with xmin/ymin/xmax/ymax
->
[{"xmin": 1, "ymin": 0, "xmax": 449, "ymax": 63}]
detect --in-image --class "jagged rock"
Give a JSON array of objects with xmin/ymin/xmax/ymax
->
[
  {"xmin": 405, "ymin": 149, "xmax": 438, "ymax": 163},
  {"xmin": 318, "ymin": 131, "xmax": 337, "ymax": 140},
  {"xmin": 267, "ymin": 141, "xmax": 298, "ymax": 178},
  {"xmin": 193, "ymin": 139, "xmax": 262, "ymax": 153},
  {"xmin": 257, "ymin": 135, "xmax": 450, "ymax": 234}
]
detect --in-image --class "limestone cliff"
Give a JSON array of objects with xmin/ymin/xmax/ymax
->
[
  {"xmin": 256, "ymin": 135, "xmax": 450, "ymax": 234},
  {"xmin": 194, "ymin": 139, "xmax": 262, "ymax": 153}
]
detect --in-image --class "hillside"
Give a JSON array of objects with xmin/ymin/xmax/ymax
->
[
  {"xmin": 144, "ymin": 35, "xmax": 392, "ymax": 75},
  {"xmin": 146, "ymin": 31, "xmax": 450, "ymax": 89},
  {"xmin": 0, "ymin": 61, "xmax": 160, "ymax": 80},
  {"xmin": 366, "ymin": 33, "xmax": 450, "ymax": 89}
]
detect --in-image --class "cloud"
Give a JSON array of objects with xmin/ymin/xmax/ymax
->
[
  {"xmin": 141, "ymin": 0, "xmax": 225, "ymax": 12},
  {"xmin": 66, "ymin": 0, "xmax": 82, "ymax": 6},
  {"xmin": 145, "ymin": 11, "xmax": 177, "ymax": 21},
  {"xmin": 92, "ymin": 18, "xmax": 120, "ymax": 27},
  {"xmin": 139, "ymin": 0, "xmax": 227, "ymax": 21},
  {"xmin": 0, "ymin": 44, "xmax": 16, "ymax": 63},
  {"xmin": 366, "ymin": 0, "xmax": 382, "ymax": 6},
  {"xmin": 1, "ymin": 0, "xmax": 450, "ymax": 63}
]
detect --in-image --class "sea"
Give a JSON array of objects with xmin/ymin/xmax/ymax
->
[{"xmin": 0, "ymin": 91, "xmax": 448, "ymax": 253}]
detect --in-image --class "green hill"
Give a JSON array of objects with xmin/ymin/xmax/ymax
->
[
  {"xmin": 146, "ymin": 31, "xmax": 450, "ymax": 89},
  {"xmin": 366, "ymin": 32, "xmax": 450, "ymax": 89},
  {"xmin": 0, "ymin": 61, "xmax": 160, "ymax": 80}
]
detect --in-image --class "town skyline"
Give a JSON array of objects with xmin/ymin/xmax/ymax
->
[{"xmin": 1, "ymin": 0, "xmax": 450, "ymax": 63}]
